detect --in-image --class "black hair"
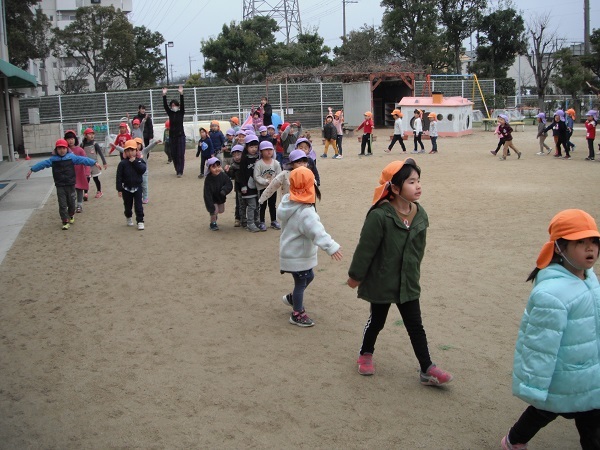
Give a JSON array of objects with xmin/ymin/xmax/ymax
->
[
  {"xmin": 253, "ymin": 111, "xmax": 260, "ymax": 116},
  {"xmin": 138, "ymin": 104, "xmax": 146, "ymax": 110},
  {"xmin": 199, "ymin": 127, "xmax": 208, "ymax": 135},
  {"xmin": 64, "ymin": 131, "xmax": 79, "ymax": 146},
  {"xmin": 368, "ymin": 160, "xmax": 421, "ymax": 215},
  {"xmin": 315, "ymin": 184, "xmax": 322, "ymax": 202},
  {"xmin": 170, "ymin": 99, "xmax": 180, "ymax": 107}
]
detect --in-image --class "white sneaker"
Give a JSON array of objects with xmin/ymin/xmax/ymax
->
[
  {"xmin": 337, "ymin": 154, "xmax": 343, "ymax": 159},
  {"xmin": 536, "ymin": 151, "xmax": 545, "ymax": 155},
  {"xmin": 137, "ymin": 222, "xmax": 145, "ymax": 230},
  {"xmin": 126, "ymin": 217, "xmax": 134, "ymax": 226}
]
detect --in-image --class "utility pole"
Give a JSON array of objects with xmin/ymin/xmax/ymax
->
[
  {"xmin": 188, "ymin": 55, "xmax": 196, "ymax": 76},
  {"xmin": 342, "ymin": 0, "xmax": 358, "ymax": 42},
  {"xmin": 584, "ymin": 0, "xmax": 590, "ymax": 54},
  {"xmin": 170, "ymin": 64, "xmax": 174, "ymax": 84}
]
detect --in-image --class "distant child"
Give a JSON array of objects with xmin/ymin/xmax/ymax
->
[
  {"xmin": 163, "ymin": 120, "xmax": 172, "ymax": 163},
  {"xmin": 386, "ymin": 109, "xmax": 406, "ymax": 153},
  {"xmin": 229, "ymin": 116, "xmax": 240, "ymax": 132},
  {"xmin": 295, "ymin": 138, "xmax": 320, "ymax": 187},
  {"xmin": 116, "ymin": 139, "xmax": 147, "ymax": 230},
  {"xmin": 254, "ymin": 141, "xmax": 282, "ymax": 230},
  {"xmin": 111, "ymin": 122, "xmax": 131, "ymax": 159},
  {"xmin": 427, "ymin": 112, "xmax": 438, "ymax": 153},
  {"xmin": 130, "ymin": 118, "xmax": 145, "ymax": 140},
  {"xmin": 497, "ymin": 114, "xmax": 522, "ymax": 161},
  {"xmin": 225, "ymin": 144, "xmax": 244, "ymax": 227},
  {"xmin": 329, "ymin": 107, "xmax": 345, "ymax": 158},
  {"xmin": 259, "ymin": 149, "xmax": 308, "ymax": 205},
  {"xmin": 490, "ymin": 123, "xmax": 506, "ymax": 156},
  {"xmin": 540, "ymin": 110, "xmax": 570, "ymax": 159},
  {"xmin": 321, "ymin": 115, "xmax": 339, "ymax": 159},
  {"xmin": 274, "ymin": 124, "xmax": 284, "ymax": 165},
  {"xmin": 280, "ymin": 122, "xmax": 302, "ymax": 165},
  {"xmin": 565, "ymin": 108, "xmax": 576, "ymax": 151},
  {"xmin": 240, "ymin": 135, "xmax": 261, "ymax": 232},
  {"xmin": 203, "ymin": 157, "xmax": 233, "ymax": 231},
  {"xmin": 209, "ymin": 120, "xmax": 226, "ymax": 158},
  {"xmin": 111, "ymin": 137, "xmax": 159, "ymax": 204},
  {"xmin": 584, "ymin": 110, "xmax": 597, "ymax": 161},
  {"xmin": 162, "ymin": 85, "xmax": 186, "ymax": 177},
  {"xmin": 26, "ymin": 139, "xmax": 100, "ymax": 230},
  {"xmin": 535, "ymin": 113, "xmax": 552, "ymax": 155},
  {"xmin": 235, "ymin": 129, "xmax": 247, "ymax": 147},
  {"xmin": 347, "ymin": 159, "xmax": 453, "ymax": 385},
  {"xmin": 278, "ymin": 166, "xmax": 343, "ymax": 327},
  {"xmin": 196, "ymin": 127, "xmax": 214, "ymax": 179},
  {"xmin": 411, "ymin": 109, "xmax": 425, "ymax": 153},
  {"xmin": 356, "ymin": 111, "xmax": 374, "ymax": 156},
  {"xmin": 222, "ymin": 128, "xmax": 236, "ymax": 166},
  {"xmin": 251, "ymin": 108, "xmax": 263, "ymax": 131},
  {"xmin": 64, "ymin": 130, "xmax": 88, "ymax": 213},
  {"xmin": 258, "ymin": 125, "xmax": 270, "ymax": 143},
  {"xmin": 501, "ymin": 209, "xmax": 600, "ymax": 450},
  {"xmin": 81, "ymin": 128, "xmax": 108, "ymax": 199}
]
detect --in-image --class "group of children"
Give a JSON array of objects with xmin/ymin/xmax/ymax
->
[{"xmin": 386, "ymin": 108, "xmax": 439, "ymax": 155}]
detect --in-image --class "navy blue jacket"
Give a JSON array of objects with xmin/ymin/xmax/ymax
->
[{"xmin": 116, "ymin": 158, "xmax": 147, "ymax": 192}]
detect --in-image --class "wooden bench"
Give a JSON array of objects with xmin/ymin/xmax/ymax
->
[{"xmin": 511, "ymin": 121, "xmax": 525, "ymax": 131}]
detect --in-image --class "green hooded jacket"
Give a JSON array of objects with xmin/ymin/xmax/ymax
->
[{"xmin": 348, "ymin": 202, "xmax": 428, "ymax": 304}]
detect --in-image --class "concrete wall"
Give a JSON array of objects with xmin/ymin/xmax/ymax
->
[{"xmin": 23, "ymin": 123, "xmax": 62, "ymax": 155}]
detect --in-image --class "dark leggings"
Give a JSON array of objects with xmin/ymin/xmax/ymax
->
[
  {"xmin": 360, "ymin": 300, "xmax": 432, "ymax": 373},
  {"xmin": 122, "ymin": 189, "xmax": 144, "ymax": 223},
  {"xmin": 389, "ymin": 134, "xmax": 407, "ymax": 152},
  {"xmin": 336, "ymin": 134, "xmax": 343, "ymax": 155},
  {"xmin": 587, "ymin": 138, "xmax": 595, "ymax": 159},
  {"xmin": 289, "ymin": 269, "xmax": 314, "ymax": 313},
  {"xmin": 554, "ymin": 136, "xmax": 570, "ymax": 156},
  {"xmin": 413, "ymin": 132, "xmax": 424, "ymax": 151},
  {"xmin": 85, "ymin": 176, "xmax": 101, "ymax": 193},
  {"xmin": 258, "ymin": 189, "xmax": 277, "ymax": 223},
  {"xmin": 495, "ymin": 138, "xmax": 506, "ymax": 153},
  {"xmin": 360, "ymin": 133, "xmax": 372, "ymax": 154},
  {"xmin": 508, "ymin": 406, "xmax": 600, "ymax": 449}
]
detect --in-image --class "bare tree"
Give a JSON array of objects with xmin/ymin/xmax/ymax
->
[{"xmin": 525, "ymin": 14, "xmax": 565, "ymax": 109}]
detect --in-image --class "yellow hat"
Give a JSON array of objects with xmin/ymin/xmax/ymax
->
[
  {"xmin": 289, "ymin": 166, "xmax": 316, "ymax": 204},
  {"xmin": 536, "ymin": 209, "xmax": 600, "ymax": 269},
  {"xmin": 372, "ymin": 159, "xmax": 416, "ymax": 205}
]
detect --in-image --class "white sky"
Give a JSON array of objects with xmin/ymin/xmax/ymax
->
[{"xmin": 129, "ymin": 0, "xmax": 599, "ymax": 80}]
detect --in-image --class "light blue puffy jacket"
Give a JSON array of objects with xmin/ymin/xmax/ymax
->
[{"xmin": 512, "ymin": 264, "xmax": 600, "ymax": 413}]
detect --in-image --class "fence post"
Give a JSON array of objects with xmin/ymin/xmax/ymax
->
[
  {"xmin": 104, "ymin": 92, "xmax": 109, "ymax": 135},
  {"xmin": 149, "ymin": 89, "xmax": 154, "ymax": 118},
  {"xmin": 58, "ymin": 94, "xmax": 64, "ymax": 134},
  {"xmin": 237, "ymin": 85, "xmax": 241, "ymax": 117},
  {"xmin": 320, "ymin": 83, "xmax": 324, "ymax": 125},
  {"xmin": 279, "ymin": 84, "xmax": 283, "ymax": 122},
  {"xmin": 194, "ymin": 87, "xmax": 198, "ymax": 116},
  {"xmin": 461, "ymin": 80, "xmax": 464, "ymax": 98}
]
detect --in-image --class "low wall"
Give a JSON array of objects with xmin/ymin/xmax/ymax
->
[{"xmin": 23, "ymin": 123, "xmax": 63, "ymax": 155}]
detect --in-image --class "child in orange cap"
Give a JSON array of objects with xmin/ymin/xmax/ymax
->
[
  {"xmin": 427, "ymin": 112, "xmax": 438, "ymax": 153},
  {"xmin": 356, "ymin": 111, "xmax": 374, "ymax": 156},
  {"xmin": 116, "ymin": 140, "xmax": 147, "ymax": 230},
  {"xmin": 501, "ymin": 209, "xmax": 600, "ymax": 450},
  {"xmin": 565, "ymin": 108, "xmax": 576, "ymax": 152},
  {"xmin": 386, "ymin": 109, "xmax": 406, "ymax": 154},
  {"xmin": 347, "ymin": 159, "xmax": 453, "ymax": 385},
  {"xmin": 277, "ymin": 166, "xmax": 343, "ymax": 327},
  {"xmin": 411, "ymin": 109, "xmax": 425, "ymax": 153}
]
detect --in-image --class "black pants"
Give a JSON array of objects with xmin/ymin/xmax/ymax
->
[
  {"xmin": 85, "ymin": 176, "xmax": 101, "ymax": 194},
  {"xmin": 389, "ymin": 134, "xmax": 407, "ymax": 152},
  {"xmin": 360, "ymin": 133, "xmax": 372, "ymax": 154},
  {"xmin": 360, "ymin": 300, "xmax": 432, "ymax": 373},
  {"xmin": 122, "ymin": 189, "xmax": 144, "ymax": 223},
  {"xmin": 200, "ymin": 153, "xmax": 209, "ymax": 176},
  {"xmin": 508, "ymin": 406, "xmax": 600, "ymax": 449},
  {"xmin": 336, "ymin": 134, "xmax": 343, "ymax": 155},
  {"xmin": 171, "ymin": 135, "xmax": 186, "ymax": 175},
  {"xmin": 258, "ymin": 189, "xmax": 277, "ymax": 223},
  {"xmin": 495, "ymin": 138, "xmax": 506, "ymax": 152},
  {"xmin": 413, "ymin": 132, "xmax": 424, "ymax": 151},
  {"xmin": 587, "ymin": 138, "xmax": 595, "ymax": 159},
  {"xmin": 56, "ymin": 185, "xmax": 76, "ymax": 222},
  {"xmin": 430, "ymin": 136, "xmax": 438, "ymax": 151}
]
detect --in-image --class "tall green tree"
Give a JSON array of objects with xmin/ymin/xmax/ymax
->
[
  {"xmin": 5, "ymin": 0, "xmax": 52, "ymax": 69},
  {"xmin": 581, "ymin": 29, "xmax": 600, "ymax": 79},
  {"xmin": 470, "ymin": 3, "xmax": 527, "ymax": 78},
  {"xmin": 381, "ymin": 0, "xmax": 449, "ymax": 71},
  {"xmin": 201, "ymin": 16, "xmax": 279, "ymax": 84},
  {"xmin": 552, "ymin": 49, "xmax": 592, "ymax": 100},
  {"xmin": 286, "ymin": 31, "xmax": 331, "ymax": 68},
  {"xmin": 333, "ymin": 25, "xmax": 391, "ymax": 64},
  {"xmin": 439, "ymin": 0, "xmax": 487, "ymax": 74},
  {"xmin": 53, "ymin": 5, "xmax": 126, "ymax": 91}
]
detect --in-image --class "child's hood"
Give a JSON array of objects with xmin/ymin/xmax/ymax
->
[{"xmin": 278, "ymin": 194, "xmax": 309, "ymax": 222}]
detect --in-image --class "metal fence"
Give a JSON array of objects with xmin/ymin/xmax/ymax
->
[
  {"xmin": 20, "ymin": 83, "xmax": 344, "ymax": 143},
  {"xmin": 415, "ymin": 79, "xmax": 496, "ymax": 113}
]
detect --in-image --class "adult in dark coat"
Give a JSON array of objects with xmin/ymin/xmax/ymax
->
[
  {"xmin": 162, "ymin": 85, "xmax": 186, "ymax": 177},
  {"xmin": 135, "ymin": 104, "xmax": 154, "ymax": 147},
  {"xmin": 261, "ymin": 97, "xmax": 273, "ymax": 127}
]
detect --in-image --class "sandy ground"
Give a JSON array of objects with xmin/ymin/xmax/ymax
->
[{"xmin": 0, "ymin": 125, "xmax": 598, "ymax": 449}]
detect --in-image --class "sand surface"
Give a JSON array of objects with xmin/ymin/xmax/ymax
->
[{"xmin": 1, "ymin": 125, "xmax": 598, "ymax": 449}]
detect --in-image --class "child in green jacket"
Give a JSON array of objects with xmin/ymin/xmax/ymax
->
[{"xmin": 347, "ymin": 159, "xmax": 453, "ymax": 385}]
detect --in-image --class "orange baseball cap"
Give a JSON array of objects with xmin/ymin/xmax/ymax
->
[
  {"xmin": 364, "ymin": 111, "xmax": 372, "ymax": 118},
  {"xmin": 428, "ymin": 112, "xmax": 436, "ymax": 119},
  {"xmin": 536, "ymin": 209, "xmax": 600, "ymax": 269},
  {"xmin": 392, "ymin": 109, "xmax": 403, "ymax": 117},
  {"xmin": 230, "ymin": 116, "xmax": 239, "ymax": 125},
  {"xmin": 289, "ymin": 166, "xmax": 316, "ymax": 204},
  {"xmin": 372, "ymin": 159, "xmax": 417, "ymax": 205},
  {"xmin": 133, "ymin": 137, "xmax": 143, "ymax": 146},
  {"xmin": 124, "ymin": 139, "xmax": 137, "ymax": 150}
]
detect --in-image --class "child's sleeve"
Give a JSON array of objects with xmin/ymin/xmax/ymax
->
[
  {"xmin": 30, "ymin": 158, "xmax": 53, "ymax": 172},
  {"xmin": 116, "ymin": 163, "xmax": 123, "ymax": 192},
  {"xmin": 196, "ymin": 143, "xmax": 202, "ymax": 157},
  {"xmin": 221, "ymin": 174, "xmax": 233, "ymax": 196},
  {"xmin": 203, "ymin": 183, "xmax": 215, "ymax": 213},
  {"xmin": 356, "ymin": 120, "xmax": 364, "ymax": 131},
  {"xmin": 133, "ymin": 158, "xmax": 147, "ymax": 174},
  {"xmin": 142, "ymin": 141, "xmax": 158, "ymax": 158},
  {"xmin": 298, "ymin": 209, "xmax": 340, "ymax": 256},
  {"xmin": 258, "ymin": 171, "xmax": 283, "ymax": 204},
  {"xmin": 348, "ymin": 211, "xmax": 385, "ymax": 281},
  {"xmin": 253, "ymin": 162, "xmax": 270, "ymax": 187},
  {"xmin": 71, "ymin": 154, "xmax": 98, "ymax": 166},
  {"xmin": 96, "ymin": 144, "xmax": 107, "ymax": 165}
]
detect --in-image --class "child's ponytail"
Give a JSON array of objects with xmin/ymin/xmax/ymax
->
[{"xmin": 526, "ymin": 238, "xmax": 566, "ymax": 282}]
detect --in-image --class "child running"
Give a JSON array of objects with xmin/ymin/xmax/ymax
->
[
  {"xmin": 26, "ymin": 139, "xmax": 101, "ymax": 230},
  {"xmin": 347, "ymin": 159, "xmax": 453, "ymax": 385},
  {"xmin": 209, "ymin": 120, "xmax": 226, "ymax": 158},
  {"xmin": 497, "ymin": 114, "xmax": 522, "ymax": 161},
  {"xmin": 584, "ymin": 110, "xmax": 597, "ymax": 161},
  {"xmin": 254, "ymin": 141, "xmax": 282, "ymax": 230},
  {"xmin": 203, "ymin": 157, "xmax": 233, "ymax": 231},
  {"xmin": 427, "ymin": 112, "xmax": 438, "ymax": 154},
  {"xmin": 116, "ymin": 140, "xmax": 147, "ymax": 230},
  {"xmin": 501, "ymin": 209, "xmax": 600, "ymax": 450},
  {"xmin": 81, "ymin": 128, "xmax": 108, "ymax": 199},
  {"xmin": 196, "ymin": 127, "xmax": 214, "ymax": 179},
  {"xmin": 356, "ymin": 112, "xmax": 374, "ymax": 156},
  {"xmin": 386, "ymin": 109, "xmax": 406, "ymax": 153},
  {"xmin": 539, "ymin": 110, "xmax": 570, "ymax": 159},
  {"xmin": 411, "ymin": 109, "xmax": 425, "ymax": 153},
  {"xmin": 64, "ymin": 130, "xmax": 88, "ymax": 213},
  {"xmin": 535, "ymin": 113, "xmax": 552, "ymax": 155},
  {"xmin": 565, "ymin": 108, "xmax": 576, "ymax": 152},
  {"xmin": 278, "ymin": 166, "xmax": 343, "ymax": 327}
]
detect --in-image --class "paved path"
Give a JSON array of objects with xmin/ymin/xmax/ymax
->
[{"xmin": 0, "ymin": 158, "xmax": 54, "ymax": 264}]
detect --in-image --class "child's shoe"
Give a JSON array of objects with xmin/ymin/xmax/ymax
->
[
  {"xmin": 69, "ymin": 216, "xmax": 75, "ymax": 224},
  {"xmin": 210, "ymin": 222, "xmax": 219, "ymax": 231},
  {"xmin": 498, "ymin": 156, "xmax": 506, "ymax": 161},
  {"xmin": 501, "ymin": 435, "xmax": 528, "ymax": 450},
  {"xmin": 76, "ymin": 205, "xmax": 83, "ymax": 213},
  {"xmin": 258, "ymin": 222, "xmax": 267, "ymax": 232},
  {"xmin": 95, "ymin": 191, "xmax": 103, "ymax": 198},
  {"xmin": 61, "ymin": 222, "xmax": 70, "ymax": 230},
  {"xmin": 289, "ymin": 310, "xmax": 314, "ymax": 327},
  {"xmin": 490, "ymin": 150, "xmax": 497, "ymax": 155},
  {"xmin": 137, "ymin": 222, "xmax": 145, "ymax": 231},
  {"xmin": 127, "ymin": 217, "xmax": 134, "ymax": 226},
  {"xmin": 270, "ymin": 220, "xmax": 281, "ymax": 230},
  {"xmin": 282, "ymin": 293, "xmax": 293, "ymax": 307},
  {"xmin": 336, "ymin": 154, "xmax": 343, "ymax": 159},
  {"xmin": 357, "ymin": 353, "xmax": 375, "ymax": 376},
  {"xmin": 320, "ymin": 153, "xmax": 327, "ymax": 158},
  {"xmin": 234, "ymin": 219, "xmax": 241, "ymax": 227},
  {"xmin": 83, "ymin": 193, "xmax": 88, "ymax": 201},
  {"xmin": 420, "ymin": 364, "xmax": 453, "ymax": 386},
  {"xmin": 247, "ymin": 223, "xmax": 260, "ymax": 233}
]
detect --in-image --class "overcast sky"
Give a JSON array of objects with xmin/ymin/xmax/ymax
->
[{"xmin": 129, "ymin": 0, "xmax": 599, "ymax": 80}]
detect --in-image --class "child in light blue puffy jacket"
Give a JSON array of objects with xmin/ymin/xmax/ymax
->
[{"xmin": 501, "ymin": 209, "xmax": 600, "ymax": 450}]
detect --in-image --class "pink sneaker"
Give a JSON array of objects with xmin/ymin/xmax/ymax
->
[
  {"xmin": 420, "ymin": 364, "xmax": 453, "ymax": 385},
  {"xmin": 357, "ymin": 353, "xmax": 374, "ymax": 376},
  {"xmin": 501, "ymin": 435, "xmax": 528, "ymax": 450},
  {"xmin": 95, "ymin": 191, "xmax": 103, "ymax": 198}
]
